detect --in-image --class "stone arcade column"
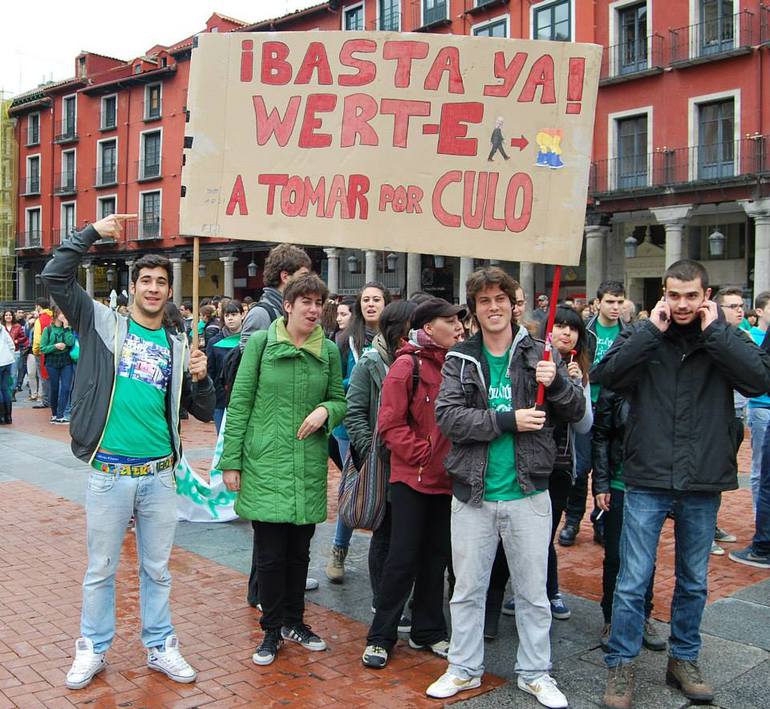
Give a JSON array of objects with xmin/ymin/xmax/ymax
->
[
  {"xmin": 519, "ymin": 262, "xmax": 534, "ymax": 314},
  {"xmin": 585, "ymin": 225, "xmax": 609, "ymax": 304},
  {"xmin": 84, "ymin": 262, "xmax": 94, "ymax": 298},
  {"xmin": 364, "ymin": 250, "xmax": 378, "ymax": 284},
  {"xmin": 651, "ymin": 205, "xmax": 692, "ymax": 268},
  {"xmin": 741, "ymin": 198, "xmax": 770, "ymax": 298},
  {"xmin": 170, "ymin": 258, "xmax": 183, "ymax": 305},
  {"xmin": 323, "ymin": 248, "xmax": 340, "ymax": 294},
  {"xmin": 406, "ymin": 253, "xmax": 422, "ymax": 298},
  {"xmin": 17, "ymin": 266, "xmax": 27, "ymax": 302},
  {"xmin": 124, "ymin": 259, "xmax": 135, "ymax": 305},
  {"xmin": 220, "ymin": 256, "xmax": 237, "ymax": 298},
  {"xmin": 459, "ymin": 258, "xmax": 474, "ymax": 304}
]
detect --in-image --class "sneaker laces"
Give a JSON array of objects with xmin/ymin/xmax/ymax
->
[
  {"xmin": 292, "ymin": 623, "xmax": 318, "ymax": 642},
  {"xmin": 70, "ymin": 649, "xmax": 101, "ymax": 675},
  {"xmin": 332, "ymin": 546, "xmax": 345, "ymax": 566},
  {"xmin": 260, "ymin": 630, "xmax": 282, "ymax": 653},
  {"xmin": 152, "ymin": 643, "xmax": 190, "ymax": 673},
  {"xmin": 367, "ymin": 645, "xmax": 387, "ymax": 656}
]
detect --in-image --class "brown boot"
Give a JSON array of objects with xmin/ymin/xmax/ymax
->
[
  {"xmin": 602, "ymin": 663, "xmax": 634, "ymax": 709},
  {"xmin": 665, "ymin": 658, "xmax": 714, "ymax": 703}
]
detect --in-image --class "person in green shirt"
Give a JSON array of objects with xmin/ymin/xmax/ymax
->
[{"xmin": 39, "ymin": 307, "xmax": 76, "ymax": 424}]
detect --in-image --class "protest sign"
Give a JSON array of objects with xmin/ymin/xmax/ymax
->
[{"xmin": 180, "ymin": 32, "xmax": 601, "ymax": 266}]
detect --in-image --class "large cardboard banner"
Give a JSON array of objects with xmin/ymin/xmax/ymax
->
[{"xmin": 181, "ymin": 32, "xmax": 601, "ymax": 266}]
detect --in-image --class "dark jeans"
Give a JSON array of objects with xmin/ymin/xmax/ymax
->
[
  {"xmin": 367, "ymin": 482, "xmax": 450, "ymax": 650},
  {"xmin": 753, "ymin": 418, "xmax": 770, "ymax": 555},
  {"xmin": 0, "ymin": 365, "xmax": 11, "ymax": 406},
  {"xmin": 547, "ymin": 470, "xmax": 572, "ymax": 599},
  {"xmin": 601, "ymin": 487, "xmax": 655, "ymax": 623},
  {"xmin": 48, "ymin": 363, "xmax": 74, "ymax": 418},
  {"xmin": 252, "ymin": 521, "xmax": 315, "ymax": 631},
  {"xmin": 565, "ymin": 430, "xmax": 601, "ymax": 528},
  {"xmin": 606, "ymin": 488, "xmax": 719, "ymax": 666},
  {"xmin": 15, "ymin": 352, "xmax": 26, "ymax": 390},
  {"xmin": 369, "ymin": 501, "xmax": 392, "ymax": 610}
]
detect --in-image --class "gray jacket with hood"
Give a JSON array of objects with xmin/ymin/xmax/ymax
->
[
  {"xmin": 41, "ymin": 225, "xmax": 215, "ymax": 466},
  {"xmin": 435, "ymin": 325, "xmax": 586, "ymax": 505}
]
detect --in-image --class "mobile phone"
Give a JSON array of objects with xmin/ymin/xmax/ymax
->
[{"xmin": 659, "ymin": 311, "xmax": 668, "ymax": 322}]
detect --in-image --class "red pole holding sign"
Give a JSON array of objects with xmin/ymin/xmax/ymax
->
[{"xmin": 535, "ymin": 265, "xmax": 562, "ymax": 407}]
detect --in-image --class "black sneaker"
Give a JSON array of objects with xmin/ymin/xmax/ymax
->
[
  {"xmin": 397, "ymin": 613, "xmax": 412, "ymax": 633},
  {"xmin": 281, "ymin": 623, "xmax": 327, "ymax": 651},
  {"xmin": 253, "ymin": 629, "xmax": 283, "ymax": 666},
  {"xmin": 558, "ymin": 524, "xmax": 578, "ymax": 546}
]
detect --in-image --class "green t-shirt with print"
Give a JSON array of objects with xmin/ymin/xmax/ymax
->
[
  {"xmin": 99, "ymin": 320, "xmax": 173, "ymax": 459},
  {"xmin": 591, "ymin": 320, "xmax": 621, "ymax": 403},
  {"xmin": 483, "ymin": 346, "xmax": 541, "ymax": 502}
]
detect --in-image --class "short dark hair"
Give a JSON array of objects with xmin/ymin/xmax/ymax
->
[
  {"xmin": 283, "ymin": 272, "xmax": 329, "ymax": 307},
  {"xmin": 663, "ymin": 259, "xmax": 709, "ymax": 291},
  {"xmin": 380, "ymin": 301, "xmax": 417, "ymax": 361},
  {"xmin": 597, "ymin": 280, "xmax": 625, "ymax": 300},
  {"xmin": 35, "ymin": 297, "xmax": 49, "ymax": 309},
  {"xmin": 716, "ymin": 287, "xmax": 744, "ymax": 304},
  {"xmin": 181, "ymin": 301, "xmax": 192, "ymax": 311},
  {"xmin": 465, "ymin": 267, "xmax": 519, "ymax": 314},
  {"xmin": 131, "ymin": 254, "xmax": 172, "ymax": 286},
  {"xmin": 222, "ymin": 300, "xmax": 242, "ymax": 316},
  {"xmin": 756, "ymin": 291, "xmax": 770, "ymax": 311},
  {"xmin": 263, "ymin": 243, "xmax": 312, "ymax": 288}
]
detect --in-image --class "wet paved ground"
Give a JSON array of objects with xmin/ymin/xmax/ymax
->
[{"xmin": 2, "ymin": 399, "xmax": 769, "ymax": 708}]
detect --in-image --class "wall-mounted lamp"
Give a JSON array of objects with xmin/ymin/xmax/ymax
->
[
  {"xmin": 624, "ymin": 235, "xmax": 638, "ymax": 259},
  {"xmin": 347, "ymin": 254, "xmax": 360, "ymax": 274},
  {"xmin": 434, "ymin": 255, "xmax": 445, "ymax": 268}
]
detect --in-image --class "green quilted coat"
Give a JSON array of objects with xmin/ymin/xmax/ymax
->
[{"xmin": 220, "ymin": 318, "xmax": 346, "ymax": 524}]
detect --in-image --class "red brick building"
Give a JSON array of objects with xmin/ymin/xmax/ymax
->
[{"xmin": 10, "ymin": 2, "xmax": 770, "ymax": 307}]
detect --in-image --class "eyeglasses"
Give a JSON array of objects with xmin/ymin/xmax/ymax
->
[{"xmin": 722, "ymin": 303, "xmax": 744, "ymax": 310}]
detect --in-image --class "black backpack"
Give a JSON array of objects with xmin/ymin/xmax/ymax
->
[{"xmin": 220, "ymin": 302, "xmax": 280, "ymax": 407}]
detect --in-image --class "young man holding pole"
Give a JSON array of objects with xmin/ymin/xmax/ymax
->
[
  {"xmin": 428, "ymin": 266, "xmax": 584, "ymax": 707},
  {"xmin": 596, "ymin": 260, "xmax": 770, "ymax": 708},
  {"xmin": 41, "ymin": 214, "xmax": 215, "ymax": 690}
]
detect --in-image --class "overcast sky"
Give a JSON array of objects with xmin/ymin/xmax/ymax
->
[{"xmin": 1, "ymin": 0, "xmax": 317, "ymax": 97}]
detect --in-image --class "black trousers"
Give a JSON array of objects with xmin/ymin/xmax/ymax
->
[
  {"xmin": 547, "ymin": 469, "xmax": 572, "ymax": 599},
  {"xmin": 247, "ymin": 525, "xmax": 260, "ymax": 606},
  {"xmin": 252, "ymin": 521, "xmax": 315, "ymax": 631},
  {"xmin": 601, "ymin": 488, "xmax": 655, "ymax": 623},
  {"xmin": 367, "ymin": 483, "xmax": 450, "ymax": 651},
  {"xmin": 369, "ymin": 501, "xmax": 392, "ymax": 610}
]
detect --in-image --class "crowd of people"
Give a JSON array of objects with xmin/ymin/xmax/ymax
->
[{"xmin": 21, "ymin": 213, "xmax": 770, "ymax": 709}]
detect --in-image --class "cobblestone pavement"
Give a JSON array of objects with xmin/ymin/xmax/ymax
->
[{"xmin": 2, "ymin": 400, "xmax": 769, "ymax": 708}]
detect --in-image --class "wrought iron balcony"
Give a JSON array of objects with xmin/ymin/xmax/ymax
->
[
  {"xmin": 590, "ymin": 135, "xmax": 768, "ymax": 196},
  {"xmin": 21, "ymin": 179, "xmax": 40, "ymax": 196},
  {"xmin": 54, "ymin": 172, "xmax": 77, "ymax": 196},
  {"xmin": 54, "ymin": 120, "xmax": 78, "ymax": 144},
  {"xmin": 93, "ymin": 167, "xmax": 118, "ymax": 188},
  {"xmin": 599, "ymin": 34, "xmax": 664, "ymax": 83},
  {"xmin": 367, "ymin": 9, "xmax": 400, "ymax": 30},
  {"xmin": 16, "ymin": 231, "xmax": 42, "ymax": 249},
  {"xmin": 127, "ymin": 217, "xmax": 163, "ymax": 241},
  {"xmin": 670, "ymin": 10, "xmax": 754, "ymax": 64},
  {"xmin": 416, "ymin": 1, "xmax": 449, "ymax": 30},
  {"xmin": 136, "ymin": 159, "xmax": 162, "ymax": 182},
  {"xmin": 52, "ymin": 228, "xmax": 74, "ymax": 245}
]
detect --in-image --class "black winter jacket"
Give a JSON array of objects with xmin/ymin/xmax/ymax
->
[
  {"xmin": 594, "ymin": 316, "xmax": 770, "ymax": 492},
  {"xmin": 591, "ymin": 388, "xmax": 628, "ymax": 494},
  {"xmin": 435, "ymin": 326, "xmax": 586, "ymax": 504}
]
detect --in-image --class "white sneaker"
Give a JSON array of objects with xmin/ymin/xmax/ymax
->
[
  {"xmin": 147, "ymin": 635, "xmax": 197, "ymax": 683},
  {"xmin": 65, "ymin": 637, "xmax": 106, "ymax": 690},
  {"xmin": 426, "ymin": 671, "xmax": 481, "ymax": 698},
  {"xmin": 409, "ymin": 637, "xmax": 450, "ymax": 658},
  {"xmin": 517, "ymin": 674, "xmax": 568, "ymax": 708},
  {"xmin": 305, "ymin": 577, "xmax": 319, "ymax": 591}
]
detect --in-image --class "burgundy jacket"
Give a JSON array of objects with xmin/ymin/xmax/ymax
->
[
  {"xmin": 377, "ymin": 335, "xmax": 452, "ymax": 495},
  {"xmin": 5, "ymin": 324, "xmax": 28, "ymax": 351}
]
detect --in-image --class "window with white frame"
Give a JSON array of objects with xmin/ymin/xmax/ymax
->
[
  {"xmin": 697, "ymin": 98, "xmax": 735, "ymax": 179},
  {"xmin": 61, "ymin": 150, "xmax": 76, "ymax": 191},
  {"xmin": 25, "ymin": 208, "xmax": 41, "ymax": 247},
  {"xmin": 140, "ymin": 130, "xmax": 162, "ymax": 179},
  {"xmin": 344, "ymin": 2, "xmax": 364, "ymax": 30},
  {"xmin": 26, "ymin": 155, "xmax": 40, "ymax": 194},
  {"xmin": 61, "ymin": 203, "xmax": 76, "ymax": 241},
  {"xmin": 97, "ymin": 139, "xmax": 117, "ymax": 186},
  {"xmin": 98, "ymin": 195, "xmax": 117, "ymax": 220},
  {"xmin": 699, "ymin": 0, "xmax": 735, "ymax": 57},
  {"xmin": 474, "ymin": 17, "xmax": 508, "ymax": 37},
  {"xmin": 62, "ymin": 95, "xmax": 76, "ymax": 136},
  {"xmin": 616, "ymin": 114, "xmax": 648, "ymax": 188},
  {"xmin": 140, "ymin": 191, "xmax": 161, "ymax": 238},
  {"xmin": 615, "ymin": 2, "xmax": 648, "ymax": 74},
  {"xmin": 145, "ymin": 84, "xmax": 162, "ymax": 120},
  {"xmin": 27, "ymin": 113, "xmax": 40, "ymax": 146},
  {"xmin": 423, "ymin": 0, "xmax": 448, "ymax": 26},
  {"xmin": 101, "ymin": 95, "xmax": 117, "ymax": 130},
  {"xmin": 533, "ymin": 0, "xmax": 571, "ymax": 41}
]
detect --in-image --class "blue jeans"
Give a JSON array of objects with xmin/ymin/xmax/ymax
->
[
  {"xmin": 48, "ymin": 363, "xmax": 74, "ymax": 419},
  {"xmin": 749, "ymin": 407, "xmax": 770, "ymax": 508},
  {"xmin": 81, "ymin": 467, "xmax": 178, "ymax": 654},
  {"xmin": 606, "ymin": 487, "xmax": 719, "ymax": 667},
  {"xmin": 333, "ymin": 436, "xmax": 354, "ymax": 549},
  {"xmin": 213, "ymin": 408, "xmax": 225, "ymax": 434},
  {"xmin": 0, "ymin": 364, "xmax": 12, "ymax": 405},
  {"xmin": 753, "ymin": 419, "xmax": 770, "ymax": 556}
]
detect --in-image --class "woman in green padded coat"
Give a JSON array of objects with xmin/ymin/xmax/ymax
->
[{"xmin": 221, "ymin": 272, "xmax": 346, "ymax": 667}]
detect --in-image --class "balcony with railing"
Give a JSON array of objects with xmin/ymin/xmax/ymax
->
[
  {"xmin": 136, "ymin": 159, "xmax": 162, "ymax": 182},
  {"xmin": 54, "ymin": 120, "xmax": 78, "ymax": 144},
  {"xmin": 21, "ymin": 178, "xmax": 40, "ymax": 197},
  {"xmin": 52, "ymin": 228, "xmax": 74, "ymax": 245},
  {"xmin": 93, "ymin": 167, "xmax": 118, "ymax": 188},
  {"xmin": 53, "ymin": 172, "xmax": 77, "ymax": 196},
  {"xmin": 670, "ymin": 10, "xmax": 754, "ymax": 65},
  {"xmin": 600, "ymin": 34, "xmax": 664, "ymax": 84},
  {"xmin": 367, "ymin": 8, "xmax": 400, "ymax": 30},
  {"xmin": 127, "ymin": 217, "xmax": 164, "ymax": 241},
  {"xmin": 414, "ymin": 0, "xmax": 450, "ymax": 30},
  {"xmin": 16, "ymin": 231, "xmax": 42, "ymax": 250},
  {"xmin": 590, "ymin": 135, "xmax": 768, "ymax": 196},
  {"xmin": 465, "ymin": 0, "xmax": 510, "ymax": 16}
]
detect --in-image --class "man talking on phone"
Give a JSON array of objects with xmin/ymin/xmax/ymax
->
[{"xmin": 594, "ymin": 259, "xmax": 770, "ymax": 709}]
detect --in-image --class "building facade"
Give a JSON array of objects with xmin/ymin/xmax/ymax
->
[{"xmin": 9, "ymin": 2, "xmax": 770, "ymax": 307}]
